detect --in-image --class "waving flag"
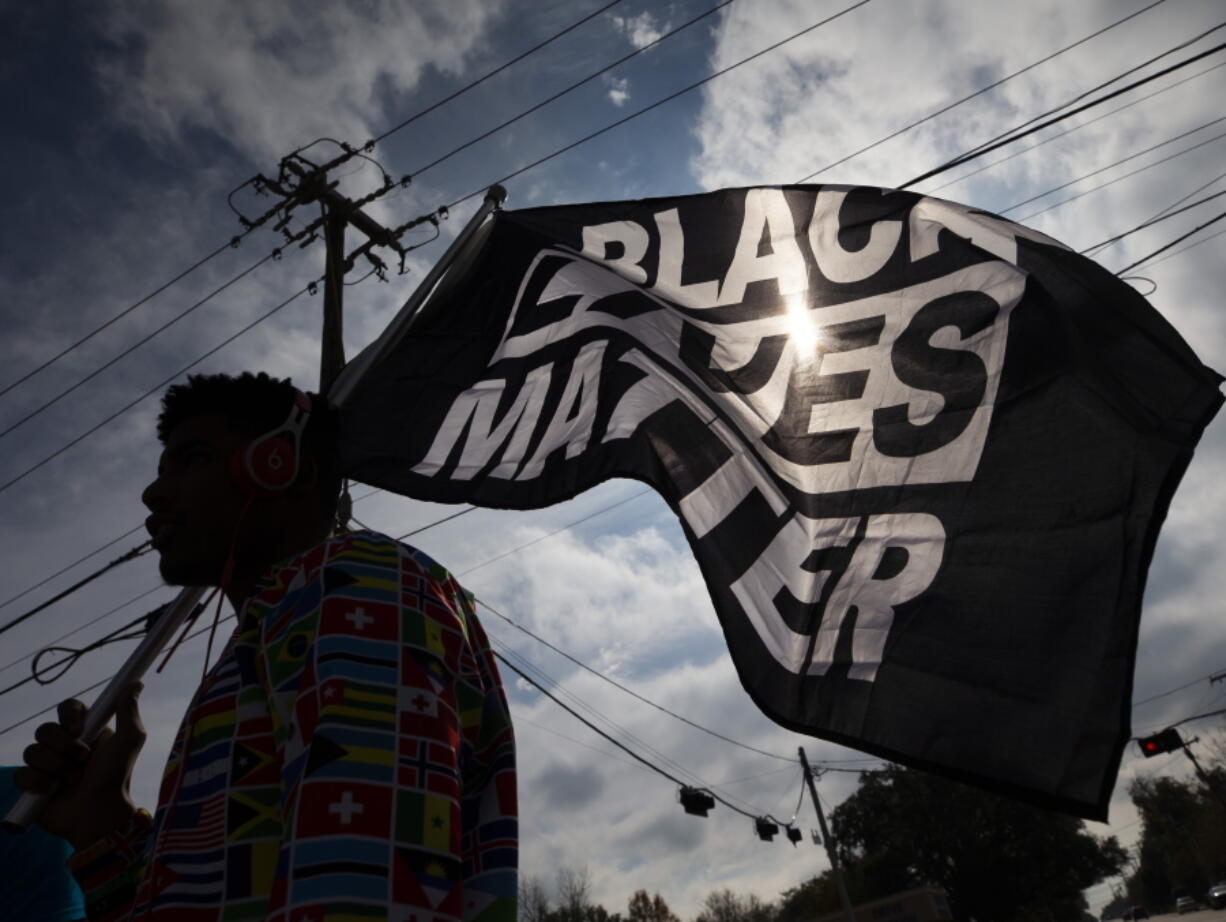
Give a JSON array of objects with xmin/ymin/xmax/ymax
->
[{"xmin": 337, "ymin": 186, "xmax": 1222, "ymax": 818}]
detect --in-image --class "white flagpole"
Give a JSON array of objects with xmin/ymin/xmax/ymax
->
[{"xmin": 2, "ymin": 186, "xmax": 507, "ymax": 834}]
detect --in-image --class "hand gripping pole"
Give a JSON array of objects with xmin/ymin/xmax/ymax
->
[{"xmin": 2, "ymin": 585, "xmax": 207, "ymax": 832}]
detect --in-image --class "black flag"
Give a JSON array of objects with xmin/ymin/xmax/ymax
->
[{"xmin": 338, "ymin": 186, "xmax": 1222, "ymax": 818}]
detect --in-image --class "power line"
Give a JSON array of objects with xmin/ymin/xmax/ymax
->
[
  {"xmin": 0, "ymin": 239, "xmax": 242, "ymax": 402},
  {"xmin": 925, "ymin": 62, "xmax": 1226, "ymax": 196},
  {"xmin": 456, "ymin": 489, "xmax": 655, "ymax": 577},
  {"xmin": 1133, "ymin": 668, "xmax": 1226, "ymax": 708},
  {"xmin": 956, "ymin": 19, "xmax": 1226, "ymax": 164},
  {"xmin": 477, "ymin": 596, "xmax": 794, "ymax": 763},
  {"xmin": 1014, "ymin": 129, "xmax": 1226, "ymax": 223},
  {"xmin": 0, "ymin": 542, "xmax": 152, "ymax": 638},
  {"xmin": 493, "ymin": 637, "xmax": 763, "ymax": 815},
  {"xmin": 0, "ymin": 523, "xmax": 146, "ymax": 613},
  {"xmin": 366, "ymin": 0, "xmax": 626, "ymax": 147},
  {"xmin": 0, "ymin": 585, "xmax": 166, "ymax": 678},
  {"xmin": 1138, "ymin": 224, "xmax": 1226, "ymax": 269},
  {"xmin": 493, "ymin": 649, "xmax": 770, "ymax": 822},
  {"xmin": 794, "ymin": 0, "xmax": 1171, "ymax": 184},
  {"xmin": 1001, "ymin": 116, "xmax": 1226, "ymax": 214},
  {"xmin": 1114, "ymin": 208, "xmax": 1226, "ymax": 275},
  {"xmin": 900, "ymin": 40, "xmax": 1226, "ymax": 189},
  {"xmin": 1085, "ymin": 166, "xmax": 1226, "ymax": 255},
  {"xmin": 447, "ymin": 0, "xmax": 874, "ymax": 209},
  {"xmin": 0, "ymin": 1, "xmax": 628, "ymax": 414},
  {"xmin": 1078, "ymin": 191, "xmax": 1226, "ymax": 254},
  {"xmin": 405, "ymin": 0, "xmax": 737, "ymax": 182},
  {"xmin": 0, "ymin": 250, "xmax": 282, "ymax": 442},
  {"xmin": 0, "ymin": 280, "xmax": 316, "ymax": 498}
]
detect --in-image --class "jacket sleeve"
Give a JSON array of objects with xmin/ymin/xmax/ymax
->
[
  {"xmin": 67, "ymin": 808, "xmax": 153, "ymax": 921},
  {"xmin": 257, "ymin": 538, "xmax": 497, "ymax": 922}
]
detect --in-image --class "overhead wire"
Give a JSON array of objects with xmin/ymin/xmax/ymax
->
[
  {"xmin": 1133, "ymin": 668, "xmax": 1226, "ymax": 708},
  {"xmin": 0, "ymin": 280, "xmax": 318, "ymax": 499},
  {"xmin": 492, "ymin": 649, "xmax": 774, "ymax": 822},
  {"xmin": 1077, "ymin": 191, "xmax": 1226, "ymax": 254},
  {"xmin": 0, "ymin": 1, "xmax": 628, "ymax": 407},
  {"xmin": 1084, "ymin": 167, "xmax": 1226, "ymax": 256},
  {"xmin": 0, "ymin": 250, "xmax": 284, "ymax": 442},
  {"xmin": 793, "ymin": 0, "xmax": 1171, "ymax": 184},
  {"xmin": 0, "ymin": 523, "xmax": 146, "ymax": 613},
  {"xmin": 923, "ymin": 61, "xmax": 1226, "ymax": 196},
  {"xmin": 476, "ymin": 596, "xmax": 794, "ymax": 763},
  {"xmin": 0, "ymin": 541, "xmax": 152, "ymax": 638},
  {"xmin": 899, "ymin": 40, "xmax": 1226, "ymax": 189},
  {"xmin": 1113, "ymin": 209, "xmax": 1226, "ymax": 275},
  {"xmin": 447, "ymin": 0, "xmax": 874, "ymax": 209},
  {"xmin": 404, "ymin": 0, "xmax": 737, "ymax": 183},
  {"xmin": 492, "ymin": 636, "xmax": 765, "ymax": 815},
  {"xmin": 1136, "ymin": 224, "xmax": 1226, "ymax": 269},
  {"xmin": 956, "ymin": 18, "xmax": 1226, "ymax": 163},
  {"xmin": 1000, "ymin": 116, "xmax": 1226, "ymax": 214},
  {"xmin": 365, "ymin": 0, "xmax": 626, "ymax": 147},
  {"xmin": 1014, "ymin": 129, "xmax": 1226, "ymax": 223}
]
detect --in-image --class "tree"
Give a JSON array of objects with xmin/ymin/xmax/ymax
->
[
  {"xmin": 627, "ymin": 890, "xmax": 679, "ymax": 922},
  {"xmin": 695, "ymin": 888, "xmax": 775, "ymax": 922},
  {"xmin": 521, "ymin": 874, "xmax": 551, "ymax": 922},
  {"xmin": 1124, "ymin": 767, "xmax": 1226, "ymax": 909},
  {"xmin": 540, "ymin": 866, "xmax": 623, "ymax": 922},
  {"xmin": 829, "ymin": 765, "xmax": 1126, "ymax": 922}
]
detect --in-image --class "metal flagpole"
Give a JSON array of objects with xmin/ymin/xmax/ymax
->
[
  {"xmin": 800, "ymin": 747, "xmax": 857, "ymax": 922},
  {"xmin": 2, "ymin": 186, "xmax": 507, "ymax": 834}
]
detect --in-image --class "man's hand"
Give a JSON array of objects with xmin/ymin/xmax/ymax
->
[{"xmin": 13, "ymin": 681, "xmax": 146, "ymax": 849}]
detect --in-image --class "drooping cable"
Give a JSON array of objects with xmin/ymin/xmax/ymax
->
[
  {"xmin": 1113, "ymin": 209, "xmax": 1226, "ymax": 275},
  {"xmin": 492, "ymin": 649, "xmax": 773, "ymax": 821},
  {"xmin": 405, "ymin": 0, "xmax": 737, "ymax": 183},
  {"xmin": 1000, "ymin": 116, "xmax": 1226, "ymax": 214},
  {"xmin": 956, "ymin": 18, "xmax": 1226, "ymax": 163},
  {"xmin": 477, "ymin": 596, "xmax": 794, "ymax": 763},
  {"xmin": 794, "ymin": 0, "xmax": 1171, "ymax": 184},
  {"xmin": 1078, "ymin": 191, "xmax": 1226, "ymax": 254},
  {"xmin": 924, "ymin": 61, "xmax": 1226, "ymax": 195},
  {"xmin": 1014, "ymin": 130, "xmax": 1226, "ymax": 223},
  {"xmin": 0, "ymin": 524, "xmax": 147, "ymax": 613},
  {"xmin": 0, "ymin": 542, "xmax": 152, "ymax": 638},
  {"xmin": 0, "ymin": 281, "xmax": 316, "ymax": 499},
  {"xmin": 447, "ymin": 0, "xmax": 874, "ymax": 209},
  {"xmin": 0, "ymin": 251, "xmax": 282, "ymax": 442},
  {"xmin": 899, "ymin": 41, "xmax": 1226, "ymax": 189},
  {"xmin": 366, "ymin": 0, "xmax": 626, "ymax": 147}
]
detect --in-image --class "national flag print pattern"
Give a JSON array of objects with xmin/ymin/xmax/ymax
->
[{"xmin": 69, "ymin": 530, "xmax": 517, "ymax": 921}]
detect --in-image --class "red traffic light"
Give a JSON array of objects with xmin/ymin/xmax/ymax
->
[{"xmin": 1137, "ymin": 728, "xmax": 1182, "ymax": 757}]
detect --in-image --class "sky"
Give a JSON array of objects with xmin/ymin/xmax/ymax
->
[{"xmin": 1, "ymin": 0, "xmax": 1224, "ymax": 916}]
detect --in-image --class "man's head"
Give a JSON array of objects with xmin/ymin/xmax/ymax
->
[{"xmin": 142, "ymin": 372, "xmax": 341, "ymax": 594}]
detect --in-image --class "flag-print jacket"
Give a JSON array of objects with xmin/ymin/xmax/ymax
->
[{"xmin": 69, "ymin": 530, "xmax": 517, "ymax": 921}]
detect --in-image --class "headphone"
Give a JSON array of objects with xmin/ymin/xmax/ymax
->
[{"xmin": 228, "ymin": 388, "xmax": 313, "ymax": 497}]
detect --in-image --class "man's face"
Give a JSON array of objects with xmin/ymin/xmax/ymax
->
[{"xmin": 142, "ymin": 414, "xmax": 251, "ymax": 587}]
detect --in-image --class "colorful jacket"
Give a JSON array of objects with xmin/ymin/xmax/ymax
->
[{"xmin": 69, "ymin": 531, "xmax": 517, "ymax": 921}]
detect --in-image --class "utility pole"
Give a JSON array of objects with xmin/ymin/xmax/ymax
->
[
  {"xmin": 1178, "ymin": 735, "xmax": 1226, "ymax": 811},
  {"xmin": 799, "ymin": 748, "xmax": 856, "ymax": 922}
]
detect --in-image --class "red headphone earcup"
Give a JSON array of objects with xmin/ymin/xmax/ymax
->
[{"xmin": 230, "ymin": 436, "xmax": 296, "ymax": 496}]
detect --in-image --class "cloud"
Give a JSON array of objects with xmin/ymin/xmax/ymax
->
[
  {"xmin": 605, "ymin": 75, "xmax": 631, "ymax": 108},
  {"xmin": 93, "ymin": 0, "xmax": 507, "ymax": 164},
  {"xmin": 611, "ymin": 12, "xmax": 666, "ymax": 50},
  {"xmin": 538, "ymin": 760, "xmax": 606, "ymax": 810}
]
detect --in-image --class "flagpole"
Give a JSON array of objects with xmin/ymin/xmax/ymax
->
[
  {"xmin": 2, "ymin": 185, "xmax": 508, "ymax": 834},
  {"xmin": 2, "ymin": 586, "xmax": 208, "ymax": 832},
  {"xmin": 328, "ymin": 184, "xmax": 507, "ymax": 409}
]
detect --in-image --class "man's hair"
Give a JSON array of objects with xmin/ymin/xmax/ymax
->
[{"xmin": 157, "ymin": 372, "xmax": 342, "ymax": 526}]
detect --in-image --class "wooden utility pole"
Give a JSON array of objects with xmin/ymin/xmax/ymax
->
[{"xmin": 799, "ymin": 748, "xmax": 856, "ymax": 922}]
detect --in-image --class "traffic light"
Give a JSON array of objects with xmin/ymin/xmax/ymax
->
[
  {"xmin": 755, "ymin": 817, "xmax": 779, "ymax": 841},
  {"xmin": 679, "ymin": 787, "xmax": 716, "ymax": 817},
  {"xmin": 1137, "ymin": 728, "xmax": 1183, "ymax": 757},
  {"xmin": 786, "ymin": 825, "xmax": 803, "ymax": 845}
]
